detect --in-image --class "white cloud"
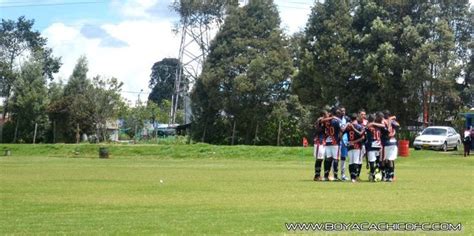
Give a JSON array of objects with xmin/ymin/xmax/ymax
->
[
  {"xmin": 43, "ymin": 19, "xmax": 180, "ymax": 103},
  {"xmin": 41, "ymin": 0, "xmax": 183, "ymax": 103},
  {"xmin": 278, "ymin": 7, "xmax": 311, "ymax": 34},
  {"xmin": 112, "ymin": 0, "xmax": 175, "ymax": 19}
]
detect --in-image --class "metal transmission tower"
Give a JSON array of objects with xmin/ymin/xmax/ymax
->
[
  {"xmin": 171, "ymin": 18, "xmax": 211, "ymax": 125},
  {"xmin": 170, "ymin": 0, "xmax": 232, "ymax": 125}
]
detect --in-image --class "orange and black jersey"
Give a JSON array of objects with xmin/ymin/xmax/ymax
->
[
  {"xmin": 313, "ymin": 120, "xmax": 326, "ymax": 145},
  {"xmin": 344, "ymin": 123, "xmax": 364, "ymax": 150},
  {"xmin": 324, "ymin": 118, "xmax": 342, "ymax": 146},
  {"xmin": 365, "ymin": 125, "xmax": 382, "ymax": 151},
  {"xmin": 381, "ymin": 120, "xmax": 400, "ymax": 146}
]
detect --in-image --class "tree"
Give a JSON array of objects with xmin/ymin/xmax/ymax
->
[
  {"xmin": 293, "ymin": 0, "xmax": 357, "ymax": 109},
  {"xmin": 148, "ymin": 58, "xmax": 186, "ymax": 105},
  {"xmin": 61, "ymin": 56, "xmax": 95, "ymax": 142},
  {"xmin": 89, "ymin": 76, "xmax": 124, "ymax": 142},
  {"xmin": 294, "ymin": 0, "xmax": 471, "ymax": 128},
  {"xmin": 46, "ymin": 80, "xmax": 64, "ymax": 143},
  {"xmin": 191, "ymin": 0, "xmax": 299, "ymax": 145},
  {"xmin": 120, "ymin": 101, "xmax": 150, "ymax": 140},
  {"xmin": 9, "ymin": 54, "xmax": 49, "ymax": 143},
  {"xmin": 0, "ymin": 16, "xmax": 61, "ymax": 142}
]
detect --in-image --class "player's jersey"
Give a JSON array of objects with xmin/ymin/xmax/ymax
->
[
  {"xmin": 313, "ymin": 120, "xmax": 326, "ymax": 145},
  {"xmin": 325, "ymin": 118, "xmax": 342, "ymax": 146},
  {"xmin": 381, "ymin": 120, "xmax": 399, "ymax": 146},
  {"xmin": 341, "ymin": 116, "xmax": 349, "ymax": 146},
  {"xmin": 344, "ymin": 123, "xmax": 364, "ymax": 150},
  {"xmin": 366, "ymin": 125, "xmax": 382, "ymax": 151}
]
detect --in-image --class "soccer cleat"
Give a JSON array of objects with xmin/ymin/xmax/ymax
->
[
  {"xmin": 388, "ymin": 178, "xmax": 393, "ymax": 182},
  {"xmin": 351, "ymin": 179, "xmax": 356, "ymax": 183},
  {"xmin": 313, "ymin": 176, "xmax": 319, "ymax": 181},
  {"xmin": 341, "ymin": 175, "xmax": 347, "ymax": 181}
]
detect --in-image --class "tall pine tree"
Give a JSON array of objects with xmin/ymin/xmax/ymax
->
[{"xmin": 191, "ymin": 0, "xmax": 296, "ymax": 145}]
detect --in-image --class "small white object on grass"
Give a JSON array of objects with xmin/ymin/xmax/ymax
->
[{"xmin": 160, "ymin": 179, "xmax": 164, "ymax": 183}]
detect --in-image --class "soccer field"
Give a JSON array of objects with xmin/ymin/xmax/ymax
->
[{"xmin": 0, "ymin": 144, "xmax": 473, "ymax": 234}]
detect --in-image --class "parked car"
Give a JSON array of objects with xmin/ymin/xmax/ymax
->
[{"xmin": 413, "ymin": 126, "xmax": 461, "ymax": 151}]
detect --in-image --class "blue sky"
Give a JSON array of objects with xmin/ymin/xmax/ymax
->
[
  {"xmin": 1, "ymin": 1, "xmax": 121, "ymax": 30},
  {"xmin": 0, "ymin": 0, "xmax": 326, "ymax": 102}
]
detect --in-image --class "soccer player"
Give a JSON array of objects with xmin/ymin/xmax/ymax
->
[
  {"xmin": 313, "ymin": 110, "xmax": 328, "ymax": 181},
  {"xmin": 365, "ymin": 114, "xmax": 382, "ymax": 182},
  {"xmin": 382, "ymin": 110, "xmax": 399, "ymax": 181},
  {"xmin": 344, "ymin": 113, "xmax": 365, "ymax": 182},
  {"xmin": 358, "ymin": 109, "xmax": 368, "ymax": 126},
  {"xmin": 462, "ymin": 127, "xmax": 471, "ymax": 157},
  {"xmin": 339, "ymin": 107, "xmax": 350, "ymax": 181},
  {"xmin": 357, "ymin": 109, "xmax": 368, "ymax": 177},
  {"xmin": 323, "ymin": 108, "xmax": 343, "ymax": 181},
  {"xmin": 372, "ymin": 111, "xmax": 399, "ymax": 182}
]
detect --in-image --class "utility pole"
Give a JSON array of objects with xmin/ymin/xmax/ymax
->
[{"xmin": 33, "ymin": 123, "xmax": 38, "ymax": 144}]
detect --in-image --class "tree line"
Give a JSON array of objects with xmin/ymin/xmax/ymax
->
[
  {"xmin": 0, "ymin": 17, "xmax": 175, "ymax": 143},
  {"xmin": 1, "ymin": 0, "xmax": 472, "ymax": 145},
  {"xmin": 190, "ymin": 0, "xmax": 473, "ymax": 145}
]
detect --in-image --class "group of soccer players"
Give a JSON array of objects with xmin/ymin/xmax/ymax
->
[{"xmin": 313, "ymin": 107, "xmax": 400, "ymax": 182}]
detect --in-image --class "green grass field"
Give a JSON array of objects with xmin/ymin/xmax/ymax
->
[{"xmin": 1, "ymin": 144, "xmax": 473, "ymax": 234}]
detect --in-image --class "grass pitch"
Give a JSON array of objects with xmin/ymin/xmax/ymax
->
[{"xmin": 0, "ymin": 144, "xmax": 473, "ymax": 234}]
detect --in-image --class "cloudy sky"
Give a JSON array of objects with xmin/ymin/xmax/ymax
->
[{"xmin": 0, "ymin": 0, "xmax": 313, "ymax": 103}]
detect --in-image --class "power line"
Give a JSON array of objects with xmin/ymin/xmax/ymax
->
[
  {"xmin": 0, "ymin": 0, "xmax": 107, "ymax": 8},
  {"xmin": 287, "ymin": 1, "xmax": 314, "ymax": 5},
  {"xmin": 122, "ymin": 91, "xmax": 150, "ymax": 94},
  {"xmin": 278, "ymin": 4, "xmax": 311, "ymax": 10}
]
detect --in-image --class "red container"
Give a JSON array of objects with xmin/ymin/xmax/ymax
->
[{"xmin": 398, "ymin": 140, "xmax": 410, "ymax": 157}]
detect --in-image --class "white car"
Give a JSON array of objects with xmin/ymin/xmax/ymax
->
[{"xmin": 413, "ymin": 126, "xmax": 461, "ymax": 151}]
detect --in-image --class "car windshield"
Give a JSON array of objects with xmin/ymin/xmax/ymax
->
[{"xmin": 422, "ymin": 128, "xmax": 447, "ymax": 136}]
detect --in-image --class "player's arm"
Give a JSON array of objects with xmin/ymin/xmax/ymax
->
[
  {"xmin": 320, "ymin": 116, "xmax": 334, "ymax": 122},
  {"xmin": 368, "ymin": 122, "xmax": 385, "ymax": 128},
  {"xmin": 348, "ymin": 123, "xmax": 364, "ymax": 135},
  {"xmin": 348, "ymin": 136, "xmax": 365, "ymax": 145},
  {"xmin": 391, "ymin": 120, "xmax": 400, "ymax": 128}
]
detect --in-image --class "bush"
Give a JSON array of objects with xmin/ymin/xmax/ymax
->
[{"xmin": 119, "ymin": 133, "xmax": 130, "ymax": 140}]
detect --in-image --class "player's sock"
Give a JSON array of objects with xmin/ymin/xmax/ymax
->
[
  {"xmin": 340, "ymin": 159, "xmax": 346, "ymax": 178},
  {"xmin": 332, "ymin": 159, "xmax": 339, "ymax": 179},
  {"xmin": 357, "ymin": 164, "xmax": 362, "ymax": 177},
  {"xmin": 315, "ymin": 159, "xmax": 323, "ymax": 177},
  {"xmin": 380, "ymin": 162, "xmax": 386, "ymax": 180},
  {"xmin": 349, "ymin": 164, "xmax": 356, "ymax": 180},
  {"xmin": 391, "ymin": 161, "xmax": 395, "ymax": 179},
  {"xmin": 389, "ymin": 161, "xmax": 394, "ymax": 179},
  {"xmin": 384, "ymin": 160, "xmax": 390, "ymax": 180},
  {"xmin": 324, "ymin": 157, "xmax": 332, "ymax": 179},
  {"xmin": 369, "ymin": 161, "xmax": 375, "ymax": 179}
]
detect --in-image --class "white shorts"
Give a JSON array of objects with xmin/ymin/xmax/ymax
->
[
  {"xmin": 367, "ymin": 150, "xmax": 380, "ymax": 162},
  {"xmin": 314, "ymin": 144, "xmax": 325, "ymax": 160},
  {"xmin": 348, "ymin": 149, "xmax": 362, "ymax": 164},
  {"xmin": 325, "ymin": 145, "xmax": 340, "ymax": 160},
  {"xmin": 383, "ymin": 145, "xmax": 398, "ymax": 161}
]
